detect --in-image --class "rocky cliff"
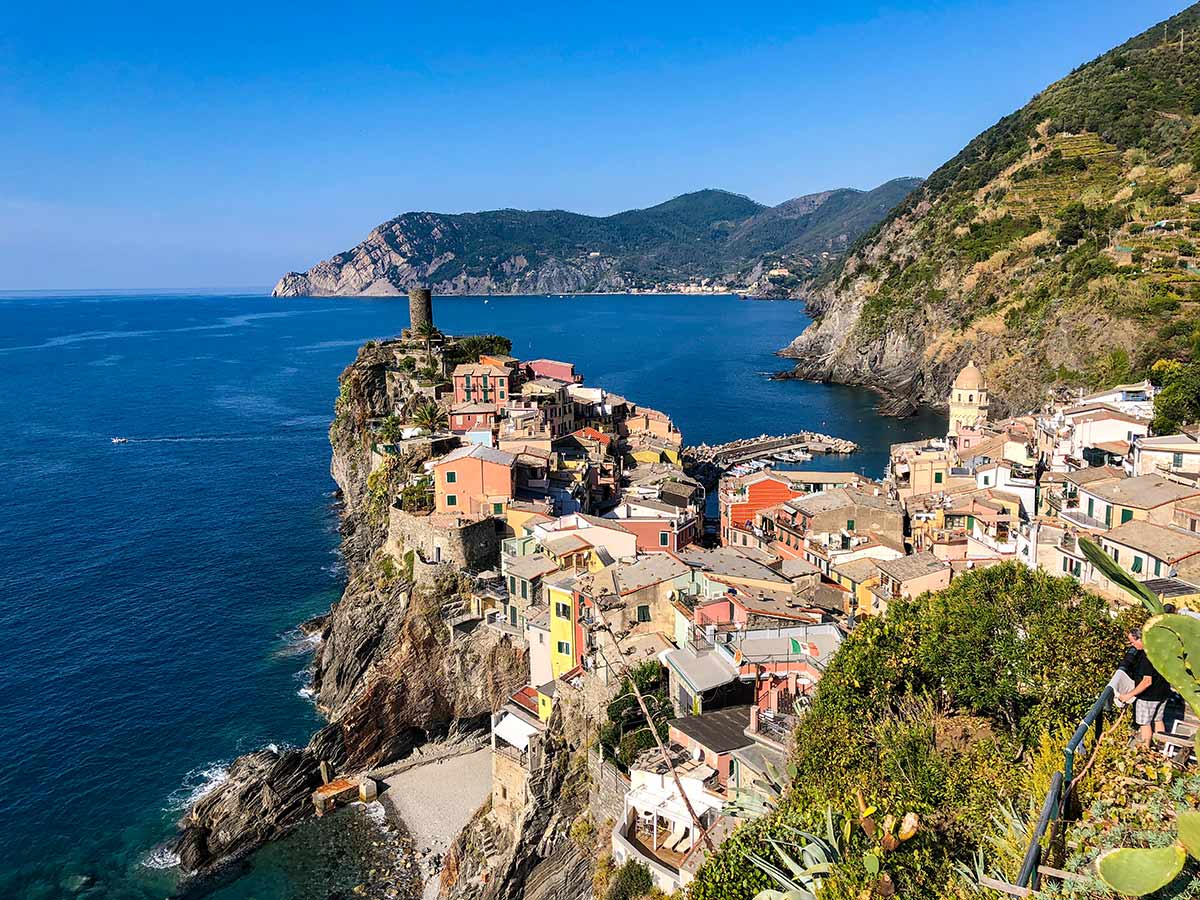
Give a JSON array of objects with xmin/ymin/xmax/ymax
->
[
  {"xmin": 172, "ymin": 337, "xmax": 528, "ymax": 882},
  {"xmin": 783, "ymin": 4, "xmax": 1200, "ymax": 417},
  {"xmin": 272, "ymin": 181, "xmax": 920, "ymax": 299}
]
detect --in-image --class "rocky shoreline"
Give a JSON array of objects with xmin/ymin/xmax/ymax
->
[{"xmin": 169, "ymin": 338, "xmax": 528, "ymax": 895}]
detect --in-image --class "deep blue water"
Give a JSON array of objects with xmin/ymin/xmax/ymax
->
[{"xmin": 0, "ymin": 292, "xmax": 940, "ymax": 899}]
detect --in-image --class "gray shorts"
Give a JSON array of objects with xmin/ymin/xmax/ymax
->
[{"xmin": 1134, "ymin": 698, "xmax": 1167, "ymax": 726}]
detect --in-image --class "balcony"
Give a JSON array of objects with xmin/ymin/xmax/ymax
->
[
  {"xmin": 1059, "ymin": 508, "xmax": 1107, "ymax": 532},
  {"xmin": 747, "ymin": 705, "xmax": 797, "ymax": 752}
]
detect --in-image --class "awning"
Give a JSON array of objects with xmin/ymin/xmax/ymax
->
[{"xmin": 493, "ymin": 712, "xmax": 540, "ymax": 752}]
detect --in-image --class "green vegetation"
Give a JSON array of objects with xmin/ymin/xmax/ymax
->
[
  {"xmin": 688, "ymin": 564, "xmax": 1126, "ymax": 900},
  {"xmin": 409, "ymin": 400, "xmax": 448, "ymax": 434},
  {"xmin": 821, "ymin": 5, "xmax": 1200, "ymax": 408},
  {"xmin": 597, "ymin": 661, "xmax": 671, "ymax": 769},
  {"xmin": 1152, "ymin": 358, "xmax": 1200, "ymax": 433},
  {"xmin": 443, "ymin": 334, "xmax": 513, "ymax": 367},
  {"xmin": 605, "ymin": 860, "xmax": 653, "ymax": 900},
  {"xmin": 399, "ymin": 476, "xmax": 433, "ymax": 513}
]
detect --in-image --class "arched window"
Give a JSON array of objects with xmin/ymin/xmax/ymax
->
[{"xmin": 968, "ymin": 394, "xmax": 974, "ymax": 403}]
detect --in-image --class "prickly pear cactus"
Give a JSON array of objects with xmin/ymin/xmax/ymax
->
[
  {"xmin": 1097, "ymin": 845, "xmax": 1186, "ymax": 896},
  {"xmin": 1178, "ymin": 810, "xmax": 1200, "ymax": 858},
  {"xmin": 1144, "ymin": 613, "xmax": 1200, "ymax": 718}
]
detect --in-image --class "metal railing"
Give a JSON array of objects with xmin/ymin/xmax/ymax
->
[{"xmin": 1012, "ymin": 685, "xmax": 1113, "ymax": 890}]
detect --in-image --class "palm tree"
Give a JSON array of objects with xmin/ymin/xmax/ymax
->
[
  {"xmin": 414, "ymin": 321, "xmax": 440, "ymax": 357},
  {"xmin": 410, "ymin": 400, "xmax": 448, "ymax": 434}
]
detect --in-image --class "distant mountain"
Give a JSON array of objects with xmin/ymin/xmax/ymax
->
[
  {"xmin": 784, "ymin": 3, "xmax": 1200, "ymax": 416},
  {"xmin": 272, "ymin": 179, "xmax": 922, "ymax": 298}
]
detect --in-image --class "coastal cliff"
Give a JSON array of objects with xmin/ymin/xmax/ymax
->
[
  {"xmin": 271, "ymin": 181, "xmax": 921, "ymax": 299},
  {"xmin": 173, "ymin": 337, "xmax": 528, "ymax": 880},
  {"xmin": 783, "ymin": 4, "xmax": 1200, "ymax": 416}
]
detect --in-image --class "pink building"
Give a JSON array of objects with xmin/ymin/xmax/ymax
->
[
  {"xmin": 524, "ymin": 359, "xmax": 582, "ymax": 384},
  {"xmin": 425, "ymin": 444, "xmax": 516, "ymax": 516},
  {"xmin": 603, "ymin": 499, "xmax": 697, "ymax": 553},
  {"xmin": 452, "ymin": 363, "xmax": 513, "ymax": 411},
  {"xmin": 450, "ymin": 402, "xmax": 498, "ymax": 434}
]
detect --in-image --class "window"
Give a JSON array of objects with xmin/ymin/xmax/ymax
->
[
  {"xmin": 446, "ymin": 470, "xmax": 457, "ymax": 484},
  {"xmin": 555, "ymin": 601, "xmax": 571, "ymax": 618},
  {"xmin": 508, "ymin": 576, "xmax": 515, "ymax": 592},
  {"xmin": 1062, "ymin": 557, "xmax": 1070, "ymax": 573},
  {"xmin": 659, "ymin": 531, "xmax": 670, "ymax": 547},
  {"xmin": 1120, "ymin": 508, "xmax": 1133, "ymax": 524},
  {"xmin": 846, "ymin": 519, "xmax": 856, "ymax": 532},
  {"xmin": 446, "ymin": 494, "xmax": 457, "ymax": 507},
  {"xmin": 1132, "ymin": 556, "xmax": 1143, "ymax": 573},
  {"xmin": 521, "ymin": 581, "xmax": 529, "ymax": 600},
  {"xmin": 1087, "ymin": 497, "xmax": 1095, "ymax": 518},
  {"xmin": 500, "ymin": 785, "xmax": 507, "ymax": 799},
  {"xmin": 556, "ymin": 641, "xmax": 571, "ymax": 655},
  {"xmin": 636, "ymin": 605, "xmax": 651, "ymax": 623},
  {"xmin": 1175, "ymin": 452, "xmax": 1185, "ymax": 468},
  {"xmin": 934, "ymin": 472, "xmax": 943, "ymax": 484},
  {"xmin": 982, "ymin": 476, "xmax": 990, "ymax": 486},
  {"xmin": 493, "ymin": 502, "xmax": 504, "ymax": 515},
  {"xmin": 1105, "ymin": 505, "xmax": 1112, "ymax": 527},
  {"xmin": 463, "ymin": 375, "xmax": 471, "ymax": 389},
  {"xmin": 482, "ymin": 375, "xmax": 489, "ymax": 388},
  {"xmin": 499, "ymin": 391, "xmax": 505, "ymax": 399},
  {"xmin": 1155, "ymin": 559, "xmax": 1163, "ymax": 576},
  {"xmin": 968, "ymin": 394, "xmax": 974, "ymax": 403},
  {"xmin": 1073, "ymin": 560, "xmax": 1082, "ymax": 577}
]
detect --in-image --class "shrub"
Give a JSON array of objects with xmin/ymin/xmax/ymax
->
[{"xmin": 606, "ymin": 860, "xmax": 653, "ymax": 900}]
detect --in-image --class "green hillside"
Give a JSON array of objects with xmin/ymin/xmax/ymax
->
[{"xmin": 793, "ymin": 4, "xmax": 1200, "ymax": 413}]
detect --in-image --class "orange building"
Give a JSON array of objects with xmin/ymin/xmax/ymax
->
[
  {"xmin": 426, "ymin": 444, "xmax": 516, "ymax": 516},
  {"xmin": 719, "ymin": 471, "xmax": 804, "ymax": 547}
]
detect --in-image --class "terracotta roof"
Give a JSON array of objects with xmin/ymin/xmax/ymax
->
[{"xmin": 570, "ymin": 427, "xmax": 612, "ymax": 446}]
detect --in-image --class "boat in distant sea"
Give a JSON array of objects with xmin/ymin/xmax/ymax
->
[{"xmin": 111, "ymin": 437, "xmax": 128, "ymax": 444}]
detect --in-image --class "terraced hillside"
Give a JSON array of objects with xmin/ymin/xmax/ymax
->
[{"xmin": 785, "ymin": 4, "xmax": 1200, "ymax": 415}]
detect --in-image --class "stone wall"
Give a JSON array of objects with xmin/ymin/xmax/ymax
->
[
  {"xmin": 387, "ymin": 507, "xmax": 501, "ymax": 579},
  {"xmin": 491, "ymin": 748, "xmax": 530, "ymax": 829},
  {"xmin": 587, "ymin": 748, "xmax": 629, "ymax": 831}
]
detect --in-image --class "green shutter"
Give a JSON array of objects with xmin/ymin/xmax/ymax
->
[{"xmin": 1120, "ymin": 508, "xmax": 1133, "ymax": 524}]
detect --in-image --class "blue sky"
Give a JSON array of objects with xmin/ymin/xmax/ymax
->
[{"xmin": 0, "ymin": 0, "xmax": 1188, "ymax": 290}]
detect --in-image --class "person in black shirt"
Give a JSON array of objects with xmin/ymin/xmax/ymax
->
[{"xmin": 1117, "ymin": 627, "xmax": 1170, "ymax": 745}]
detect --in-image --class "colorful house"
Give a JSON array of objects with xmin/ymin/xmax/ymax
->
[
  {"xmin": 452, "ymin": 362, "xmax": 513, "ymax": 410},
  {"xmin": 425, "ymin": 444, "xmax": 517, "ymax": 516}
]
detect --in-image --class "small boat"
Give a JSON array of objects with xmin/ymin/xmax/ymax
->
[{"xmin": 111, "ymin": 437, "xmax": 128, "ymax": 444}]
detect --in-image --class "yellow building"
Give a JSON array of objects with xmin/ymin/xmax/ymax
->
[
  {"xmin": 546, "ymin": 575, "xmax": 580, "ymax": 679},
  {"xmin": 948, "ymin": 361, "xmax": 989, "ymax": 438}
]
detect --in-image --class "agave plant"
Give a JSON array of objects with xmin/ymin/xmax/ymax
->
[
  {"xmin": 1078, "ymin": 536, "xmax": 1163, "ymax": 614},
  {"xmin": 747, "ymin": 810, "xmax": 845, "ymax": 900},
  {"xmin": 723, "ymin": 761, "xmax": 797, "ymax": 819}
]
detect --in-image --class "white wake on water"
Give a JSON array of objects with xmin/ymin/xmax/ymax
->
[
  {"xmin": 140, "ymin": 845, "xmax": 181, "ymax": 870},
  {"xmin": 165, "ymin": 762, "xmax": 231, "ymax": 812}
]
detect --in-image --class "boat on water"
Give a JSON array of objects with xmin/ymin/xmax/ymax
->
[{"xmin": 111, "ymin": 437, "xmax": 128, "ymax": 444}]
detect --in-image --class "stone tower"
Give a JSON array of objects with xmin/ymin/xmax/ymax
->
[
  {"xmin": 408, "ymin": 288, "xmax": 433, "ymax": 333},
  {"xmin": 948, "ymin": 360, "xmax": 989, "ymax": 438}
]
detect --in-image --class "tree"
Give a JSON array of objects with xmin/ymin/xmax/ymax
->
[
  {"xmin": 377, "ymin": 414, "xmax": 406, "ymax": 444},
  {"xmin": 410, "ymin": 400, "xmax": 447, "ymax": 434},
  {"xmin": 1151, "ymin": 359, "xmax": 1200, "ymax": 434},
  {"xmin": 414, "ymin": 321, "xmax": 440, "ymax": 357}
]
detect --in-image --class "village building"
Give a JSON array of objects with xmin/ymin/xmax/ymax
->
[
  {"xmin": 1072, "ymin": 474, "xmax": 1200, "ymax": 531},
  {"xmin": 869, "ymin": 552, "xmax": 951, "ymax": 614},
  {"xmin": 1095, "ymin": 519, "xmax": 1200, "ymax": 586},
  {"xmin": 1134, "ymin": 432, "xmax": 1200, "ymax": 479},
  {"xmin": 426, "ymin": 443, "xmax": 517, "ymax": 517},
  {"xmin": 947, "ymin": 361, "xmax": 990, "ymax": 439},
  {"xmin": 452, "ymin": 362, "xmax": 514, "ymax": 411},
  {"xmin": 523, "ymin": 358, "xmax": 582, "ymax": 384},
  {"xmin": 603, "ymin": 498, "xmax": 698, "ymax": 553}
]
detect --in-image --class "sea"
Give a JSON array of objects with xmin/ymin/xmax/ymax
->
[{"xmin": 0, "ymin": 291, "xmax": 941, "ymax": 899}]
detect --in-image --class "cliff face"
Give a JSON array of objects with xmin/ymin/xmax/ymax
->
[
  {"xmin": 784, "ymin": 4, "xmax": 1200, "ymax": 416},
  {"xmin": 272, "ymin": 182, "xmax": 920, "ymax": 298},
  {"xmin": 173, "ymin": 337, "xmax": 528, "ymax": 880}
]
